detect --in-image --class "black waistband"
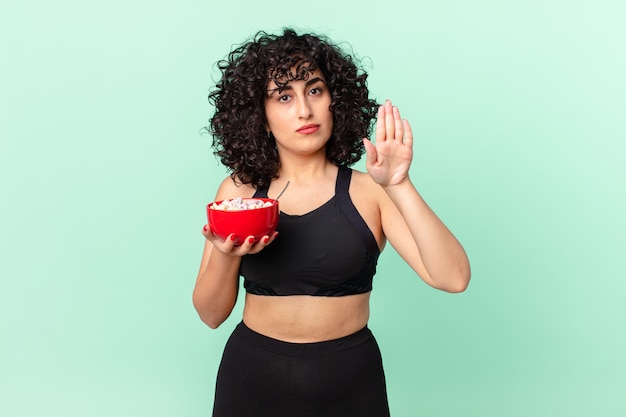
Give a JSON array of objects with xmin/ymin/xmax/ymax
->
[{"xmin": 231, "ymin": 321, "xmax": 373, "ymax": 357}]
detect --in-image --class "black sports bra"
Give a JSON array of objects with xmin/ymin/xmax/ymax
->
[{"xmin": 239, "ymin": 166, "xmax": 380, "ymax": 296}]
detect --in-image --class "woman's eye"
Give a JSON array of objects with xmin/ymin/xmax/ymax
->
[
  {"xmin": 278, "ymin": 95, "xmax": 290, "ymax": 102},
  {"xmin": 309, "ymin": 87, "xmax": 322, "ymax": 95}
]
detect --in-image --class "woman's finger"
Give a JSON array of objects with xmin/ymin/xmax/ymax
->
[
  {"xmin": 248, "ymin": 231, "xmax": 279, "ymax": 254},
  {"xmin": 393, "ymin": 105, "xmax": 404, "ymax": 141},
  {"xmin": 363, "ymin": 138, "xmax": 378, "ymax": 166},
  {"xmin": 384, "ymin": 100, "xmax": 395, "ymax": 140},
  {"xmin": 219, "ymin": 233, "xmax": 238, "ymax": 253},
  {"xmin": 403, "ymin": 119, "xmax": 413, "ymax": 148}
]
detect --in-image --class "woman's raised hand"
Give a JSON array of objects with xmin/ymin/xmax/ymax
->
[{"xmin": 363, "ymin": 100, "xmax": 413, "ymax": 187}]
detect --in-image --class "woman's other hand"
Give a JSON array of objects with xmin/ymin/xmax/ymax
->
[
  {"xmin": 363, "ymin": 100, "xmax": 413, "ymax": 187},
  {"xmin": 201, "ymin": 226, "xmax": 279, "ymax": 256}
]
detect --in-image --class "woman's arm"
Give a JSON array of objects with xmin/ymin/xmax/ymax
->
[
  {"xmin": 193, "ymin": 239, "xmax": 242, "ymax": 328},
  {"xmin": 192, "ymin": 178, "xmax": 278, "ymax": 328},
  {"xmin": 363, "ymin": 100, "xmax": 470, "ymax": 292},
  {"xmin": 378, "ymin": 179, "xmax": 470, "ymax": 292}
]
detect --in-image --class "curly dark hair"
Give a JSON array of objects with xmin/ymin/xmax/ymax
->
[{"xmin": 207, "ymin": 28, "xmax": 379, "ymax": 189}]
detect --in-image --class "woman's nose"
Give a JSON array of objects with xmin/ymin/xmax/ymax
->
[{"xmin": 297, "ymin": 97, "xmax": 312, "ymax": 119}]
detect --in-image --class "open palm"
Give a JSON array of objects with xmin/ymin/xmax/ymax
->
[{"xmin": 363, "ymin": 100, "xmax": 413, "ymax": 186}]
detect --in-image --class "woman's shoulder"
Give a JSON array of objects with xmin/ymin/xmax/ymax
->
[
  {"xmin": 347, "ymin": 168, "xmax": 389, "ymax": 209},
  {"xmin": 215, "ymin": 175, "xmax": 257, "ymax": 199},
  {"xmin": 348, "ymin": 168, "xmax": 383, "ymax": 194}
]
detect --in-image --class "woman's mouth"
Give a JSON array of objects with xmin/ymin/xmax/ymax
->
[{"xmin": 296, "ymin": 124, "xmax": 320, "ymax": 134}]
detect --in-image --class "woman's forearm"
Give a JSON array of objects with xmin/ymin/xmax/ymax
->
[
  {"xmin": 193, "ymin": 247, "xmax": 242, "ymax": 328},
  {"xmin": 384, "ymin": 179, "xmax": 471, "ymax": 292}
]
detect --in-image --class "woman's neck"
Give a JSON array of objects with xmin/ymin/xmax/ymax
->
[{"xmin": 277, "ymin": 156, "xmax": 335, "ymax": 185}]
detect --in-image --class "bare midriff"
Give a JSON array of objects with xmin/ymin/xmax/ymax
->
[{"xmin": 243, "ymin": 292, "xmax": 371, "ymax": 343}]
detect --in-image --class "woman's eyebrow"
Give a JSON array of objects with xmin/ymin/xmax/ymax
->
[
  {"xmin": 304, "ymin": 77, "xmax": 325, "ymax": 87},
  {"xmin": 267, "ymin": 77, "xmax": 326, "ymax": 96}
]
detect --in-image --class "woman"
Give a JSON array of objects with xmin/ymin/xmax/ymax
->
[{"xmin": 193, "ymin": 28, "xmax": 470, "ymax": 417}]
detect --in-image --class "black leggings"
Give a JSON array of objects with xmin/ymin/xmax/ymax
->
[{"xmin": 212, "ymin": 321, "xmax": 390, "ymax": 417}]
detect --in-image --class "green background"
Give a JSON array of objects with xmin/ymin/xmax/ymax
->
[{"xmin": 2, "ymin": 0, "xmax": 624, "ymax": 416}]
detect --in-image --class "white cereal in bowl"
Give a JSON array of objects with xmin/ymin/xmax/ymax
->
[{"xmin": 211, "ymin": 198, "xmax": 274, "ymax": 211}]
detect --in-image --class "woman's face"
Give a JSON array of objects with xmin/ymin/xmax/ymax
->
[{"xmin": 264, "ymin": 68, "xmax": 333, "ymax": 157}]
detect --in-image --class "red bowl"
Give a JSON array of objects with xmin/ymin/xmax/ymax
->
[{"xmin": 207, "ymin": 198, "xmax": 279, "ymax": 245}]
